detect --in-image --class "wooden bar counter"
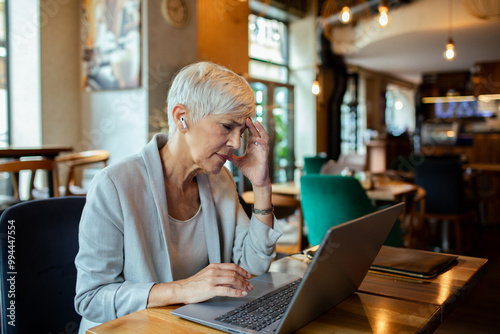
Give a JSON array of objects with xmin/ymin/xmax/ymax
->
[{"xmin": 88, "ymin": 248, "xmax": 487, "ymax": 334}]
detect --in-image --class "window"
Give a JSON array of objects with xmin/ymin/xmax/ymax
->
[
  {"xmin": 247, "ymin": 14, "xmax": 295, "ymax": 184},
  {"xmin": 341, "ymin": 74, "xmax": 367, "ymax": 155},
  {"xmin": 385, "ymin": 84, "xmax": 416, "ymax": 136},
  {"xmin": 248, "ymin": 14, "xmax": 288, "ymax": 83},
  {"xmin": 0, "ymin": 0, "xmax": 8, "ymax": 148},
  {"xmin": 248, "ymin": 79, "xmax": 294, "ymax": 183},
  {"xmin": 340, "ymin": 75, "xmax": 358, "ymax": 154}
]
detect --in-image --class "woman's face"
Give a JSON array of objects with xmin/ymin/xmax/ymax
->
[{"xmin": 186, "ymin": 113, "xmax": 248, "ymax": 174}]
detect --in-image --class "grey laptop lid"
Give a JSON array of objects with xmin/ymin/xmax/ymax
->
[{"xmin": 172, "ymin": 203, "xmax": 404, "ymax": 334}]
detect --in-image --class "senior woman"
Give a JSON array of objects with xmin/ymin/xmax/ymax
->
[{"xmin": 74, "ymin": 62, "xmax": 282, "ymax": 332}]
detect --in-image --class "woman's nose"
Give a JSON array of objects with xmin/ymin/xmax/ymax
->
[{"xmin": 227, "ymin": 132, "xmax": 241, "ymax": 150}]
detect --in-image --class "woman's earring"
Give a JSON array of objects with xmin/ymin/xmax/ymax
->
[{"xmin": 180, "ymin": 116, "xmax": 187, "ymax": 129}]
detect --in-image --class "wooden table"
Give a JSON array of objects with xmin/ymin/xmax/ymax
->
[
  {"xmin": 0, "ymin": 146, "xmax": 73, "ymax": 159},
  {"xmin": 463, "ymin": 163, "xmax": 500, "ymax": 173},
  {"xmin": 365, "ymin": 179, "xmax": 418, "ymax": 230},
  {"xmin": 270, "ymin": 180, "xmax": 417, "ymax": 202},
  {"xmin": 271, "ymin": 181, "xmax": 301, "ymax": 196},
  {"xmin": 0, "ymin": 146, "xmax": 73, "ymax": 197},
  {"xmin": 87, "ymin": 248, "xmax": 487, "ymax": 334},
  {"xmin": 267, "ymin": 179, "xmax": 417, "ymax": 252},
  {"xmin": 365, "ymin": 180, "xmax": 417, "ymax": 202},
  {"xmin": 241, "ymin": 190, "xmax": 303, "ymax": 254}
]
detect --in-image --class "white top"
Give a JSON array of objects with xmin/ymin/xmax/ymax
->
[{"xmin": 168, "ymin": 206, "xmax": 209, "ymax": 280}]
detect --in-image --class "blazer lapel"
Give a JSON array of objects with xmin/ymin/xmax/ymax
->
[
  {"xmin": 197, "ymin": 174, "xmax": 222, "ymax": 263},
  {"xmin": 141, "ymin": 134, "xmax": 173, "ymax": 278}
]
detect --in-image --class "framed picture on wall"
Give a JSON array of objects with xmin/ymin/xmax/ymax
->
[{"xmin": 81, "ymin": 0, "xmax": 141, "ymax": 91}]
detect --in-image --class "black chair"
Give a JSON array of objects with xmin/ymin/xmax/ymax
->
[
  {"xmin": 415, "ymin": 157, "xmax": 474, "ymax": 254},
  {"xmin": 0, "ymin": 196, "xmax": 86, "ymax": 333}
]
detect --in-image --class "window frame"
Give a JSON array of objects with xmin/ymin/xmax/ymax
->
[{"xmin": 0, "ymin": 0, "xmax": 11, "ymax": 147}]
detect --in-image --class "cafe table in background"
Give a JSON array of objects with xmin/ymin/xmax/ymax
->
[
  {"xmin": 270, "ymin": 176, "xmax": 417, "ymax": 203},
  {"xmin": 0, "ymin": 145, "xmax": 73, "ymax": 197},
  {"xmin": 254, "ymin": 176, "xmax": 418, "ymax": 253}
]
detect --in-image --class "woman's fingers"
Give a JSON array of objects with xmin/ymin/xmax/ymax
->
[
  {"xmin": 178, "ymin": 264, "xmax": 255, "ymax": 303},
  {"xmin": 186, "ymin": 263, "xmax": 254, "ymax": 298},
  {"xmin": 245, "ymin": 117, "xmax": 259, "ymax": 137},
  {"xmin": 208, "ymin": 274, "xmax": 254, "ymax": 293},
  {"xmin": 214, "ymin": 263, "xmax": 252, "ymax": 279},
  {"xmin": 206, "ymin": 264, "xmax": 253, "ymax": 291},
  {"xmin": 228, "ymin": 119, "xmax": 271, "ymax": 188},
  {"xmin": 214, "ymin": 285, "xmax": 251, "ymax": 297},
  {"xmin": 245, "ymin": 118, "xmax": 269, "ymax": 144},
  {"xmin": 254, "ymin": 120, "xmax": 270, "ymax": 143}
]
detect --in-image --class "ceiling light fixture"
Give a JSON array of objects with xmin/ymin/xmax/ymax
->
[
  {"xmin": 377, "ymin": 0, "xmax": 390, "ymax": 27},
  {"xmin": 444, "ymin": 0, "xmax": 456, "ymax": 61},
  {"xmin": 463, "ymin": 0, "xmax": 500, "ymax": 20},
  {"xmin": 340, "ymin": 6, "xmax": 351, "ymax": 24}
]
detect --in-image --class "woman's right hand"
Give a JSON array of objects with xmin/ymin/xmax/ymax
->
[{"xmin": 147, "ymin": 263, "xmax": 254, "ymax": 307}]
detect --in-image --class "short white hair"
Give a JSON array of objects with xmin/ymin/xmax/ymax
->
[{"xmin": 167, "ymin": 62, "xmax": 255, "ymax": 136}]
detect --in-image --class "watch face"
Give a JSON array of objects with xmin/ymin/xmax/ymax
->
[{"xmin": 163, "ymin": 0, "xmax": 189, "ymax": 28}]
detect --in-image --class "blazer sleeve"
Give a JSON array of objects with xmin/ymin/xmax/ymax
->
[
  {"xmin": 233, "ymin": 212, "xmax": 283, "ymax": 275},
  {"xmin": 74, "ymin": 171, "xmax": 155, "ymax": 323}
]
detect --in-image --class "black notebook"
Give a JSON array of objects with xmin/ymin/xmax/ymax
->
[{"xmin": 370, "ymin": 246, "xmax": 458, "ymax": 279}]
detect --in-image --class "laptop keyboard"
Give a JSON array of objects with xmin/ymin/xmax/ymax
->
[{"xmin": 215, "ymin": 278, "xmax": 302, "ymax": 331}]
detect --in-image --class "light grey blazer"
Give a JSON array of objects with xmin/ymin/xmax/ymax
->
[{"xmin": 74, "ymin": 134, "xmax": 282, "ymax": 332}]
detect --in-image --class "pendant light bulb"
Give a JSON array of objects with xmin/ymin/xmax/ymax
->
[
  {"xmin": 378, "ymin": 0, "xmax": 390, "ymax": 27},
  {"xmin": 444, "ymin": 0, "xmax": 456, "ymax": 61},
  {"xmin": 378, "ymin": 10, "xmax": 390, "ymax": 27},
  {"xmin": 444, "ymin": 38, "xmax": 456, "ymax": 61},
  {"xmin": 340, "ymin": 6, "xmax": 351, "ymax": 24},
  {"xmin": 312, "ymin": 80, "xmax": 320, "ymax": 96}
]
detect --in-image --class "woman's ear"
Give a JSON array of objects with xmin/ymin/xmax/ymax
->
[{"xmin": 172, "ymin": 104, "xmax": 188, "ymax": 131}]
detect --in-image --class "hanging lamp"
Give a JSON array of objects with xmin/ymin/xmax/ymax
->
[
  {"xmin": 340, "ymin": 6, "xmax": 352, "ymax": 24},
  {"xmin": 444, "ymin": 0, "xmax": 456, "ymax": 61},
  {"xmin": 312, "ymin": 67, "xmax": 320, "ymax": 96},
  {"xmin": 378, "ymin": 0, "xmax": 390, "ymax": 27}
]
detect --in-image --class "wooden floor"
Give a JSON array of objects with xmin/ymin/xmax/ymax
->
[{"xmin": 434, "ymin": 224, "xmax": 500, "ymax": 333}]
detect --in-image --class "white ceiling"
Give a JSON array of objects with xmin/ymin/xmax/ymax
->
[{"xmin": 334, "ymin": 0, "xmax": 500, "ymax": 84}]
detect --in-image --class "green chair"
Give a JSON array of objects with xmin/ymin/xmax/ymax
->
[
  {"xmin": 300, "ymin": 174, "xmax": 403, "ymax": 247},
  {"xmin": 303, "ymin": 155, "xmax": 329, "ymax": 174}
]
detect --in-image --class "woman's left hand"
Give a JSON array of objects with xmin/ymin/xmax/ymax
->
[{"xmin": 229, "ymin": 118, "xmax": 271, "ymax": 188}]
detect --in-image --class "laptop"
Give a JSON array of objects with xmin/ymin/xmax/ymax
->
[{"xmin": 172, "ymin": 203, "xmax": 404, "ymax": 334}]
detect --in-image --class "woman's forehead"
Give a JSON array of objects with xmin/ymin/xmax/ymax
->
[{"xmin": 209, "ymin": 114, "xmax": 247, "ymax": 125}]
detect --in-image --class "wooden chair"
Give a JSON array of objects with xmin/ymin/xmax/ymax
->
[
  {"xmin": 55, "ymin": 150, "xmax": 109, "ymax": 196},
  {"xmin": 0, "ymin": 158, "xmax": 58, "ymax": 205},
  {"xmin": 242, "ymin": 191, "xmax": 304, "ymax": 254},
  {"xmin": 404, "ymin": 186, "xmax": 426, "ymax": 249}
]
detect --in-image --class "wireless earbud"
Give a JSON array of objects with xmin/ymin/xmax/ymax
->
[{"xmin": 180, "ymin": 116, "xmax": 187, "ymax": 129}]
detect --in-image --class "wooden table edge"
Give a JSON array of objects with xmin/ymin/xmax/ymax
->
[{"xmin": 87, "ymin": 254, "xmax": 489, "ymax": 334}]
